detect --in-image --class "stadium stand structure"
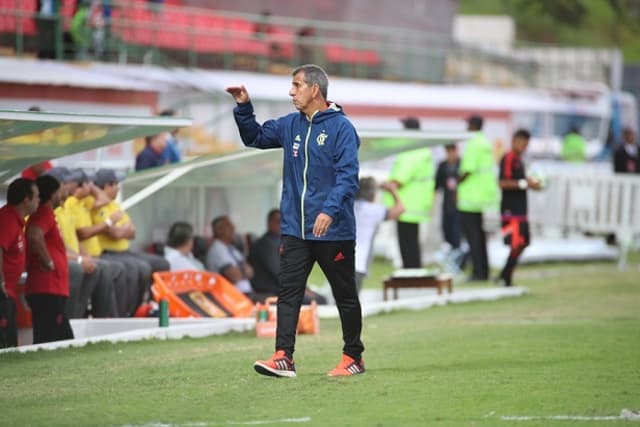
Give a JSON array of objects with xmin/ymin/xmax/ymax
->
[{"xmin": 0, "ymin": 1, "xmax": 382, "ymax": 75}]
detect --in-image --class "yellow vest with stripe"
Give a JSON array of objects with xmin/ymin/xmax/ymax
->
[
  {"xmin": 384, "ymin": 147, "xmax": 435, "ymax": 223},
  {"xmin": 457, "ymin": 132, "xmax": 498, "ymax": 213}
]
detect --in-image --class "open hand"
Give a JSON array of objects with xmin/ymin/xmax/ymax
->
[
  {"xmin": 313, "ymin": 213, "xmax": 333, "ymax": 238},
  {"xmin": 226, "ymin": 85, "xmax": 250, "ymax": 104}
]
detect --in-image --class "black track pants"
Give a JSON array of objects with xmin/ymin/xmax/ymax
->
[{"xmin": 276, "ymin": 235, "xmax": 364, "ymax": 360}]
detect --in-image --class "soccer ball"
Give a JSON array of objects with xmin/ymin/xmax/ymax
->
[{"xmin": 528, "ymin": 170, "xmax": 547, "ymax": 190}]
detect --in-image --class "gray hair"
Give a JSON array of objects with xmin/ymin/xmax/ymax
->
[
  {"xmin": 357, "ymin": 177, "xmax": 377, "ymax": 201},
  {"xmin": 292, "ymin": 64, "xmax": 329, "ymax": 100}
]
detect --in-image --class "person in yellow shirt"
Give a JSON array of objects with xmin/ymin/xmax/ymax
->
[
  {"xmin": 66, "ymin": 169, "xmax": 133, "ymax": 317},
  {"xmin": 46, "ymin": 168, "xmax": 118, "ymax": 318},
  {"xmin": 91, "ymin": 169, "xmax": 170, "ymax": 314}
]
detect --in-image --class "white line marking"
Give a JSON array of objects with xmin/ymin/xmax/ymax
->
[
  {"xmin": 502, "ymin": 415, "xmax": 621, "ymax": 421},
  {"xmin": 500, "ymin": 409, "xmax": 640, "ymax": 422},
  {"xmin": 227, "ymin": 417, "xmax": 312, "ymax": 425},
  {"xmin": 121, "ymin": 417, "xmax": 312, "ymax": 427}
]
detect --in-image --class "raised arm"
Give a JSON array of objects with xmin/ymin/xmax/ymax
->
[
  {"xmin": 227, "ymin": 85, "xmax": 282, "ymax": 149},
  {"xmin": 226, "ymin": 85, "xmax": 250, "ymax": 104}
]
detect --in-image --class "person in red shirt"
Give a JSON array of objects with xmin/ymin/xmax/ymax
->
[
  {"xmin": 496, "ymin": 129, "xmax": 542, "ymax": 287},
  {"xmin": 25, "ymin": 175, "xmax": 74, "ymax": 344},
  {"xmin": 0, "ymin": 178, "xmax": 40, "ymax": 348},
  {"xmin": 21, "ymin": 161, "xmax": 53, "ymax": 180}
]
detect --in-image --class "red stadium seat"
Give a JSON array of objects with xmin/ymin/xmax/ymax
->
[
  {"xmin": 325, "ymin": 43, "xmax": 381, "ymax": 67},
  {"xmin": 158, "ymin": 9, "xmax": 191, "ymax": 50},
  {"xmin": 0, "ymin": 0, "xmax": 17, "ymax": 33},
  {"xmin": 0, "ymin": 0, "xmax": 37, "ymax": 35},
  {"xmin": 129, "ymin": 6, "xmax": 153, "ymax": 46},
  {"xmin": 324, "ymin": 43, "xmax": 346, "ymax": 63},
  {"xmin": 267, "ymin": 25, "xmax": 295, "ymax": 59}
]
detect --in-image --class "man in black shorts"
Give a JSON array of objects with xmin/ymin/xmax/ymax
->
[{"xmin": 496, "ymin": 129, "xmax": 541, "ymax": 287}]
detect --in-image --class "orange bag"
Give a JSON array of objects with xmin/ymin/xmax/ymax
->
[
  {"xmin": 152, "ymin": 270, "xmax": 254, "ymax": 318},
  {"xmin": 255, "ymin": 297, "xmax": 278, "ymax": 338},
  {"xmin": 297, "ymin": 300, "xmax": 319, "ymax": 334},
  {"xmin": 255, "ymin": 297, "xmax": 319, "ymax": 337}
]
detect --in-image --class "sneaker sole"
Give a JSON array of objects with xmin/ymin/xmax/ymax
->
[
  {"xmin": 254, "ymin": 361, "xmax": 297, "ymax": 378},
  {"xmin": 327, "ymin": 369, "xmax": 366, "ymax": 377}
]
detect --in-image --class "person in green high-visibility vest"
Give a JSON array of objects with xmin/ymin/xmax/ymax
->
[
  {"xmin": 70, "ymin": 1, "xmax": 91, "ymax": 59},
  {"xmin": 561, "ymin": 126, "xmax": 587, "ymax": 162},
  {"xmin": 384, "ymin": 117, "xmax": 435, "ymax": 268},
  {"xmin": 457, "ymin": 115, "xmax": 499, "ymax": 281}
]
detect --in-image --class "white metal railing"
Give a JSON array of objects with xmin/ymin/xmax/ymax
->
[
  {"xmin": 528, "ymin": 172, "xmax": 640, "ymax": 269},
  {"xmin": 369, "ymin": 166, "xmax": 639, "ymax": 271}
]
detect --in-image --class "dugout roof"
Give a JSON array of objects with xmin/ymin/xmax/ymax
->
[{"xmin": 0, "ymin": 110, "xmax": 192, "ymax": 181}]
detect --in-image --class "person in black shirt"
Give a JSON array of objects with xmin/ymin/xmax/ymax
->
[
  {"xmin": 613, "ymin": 128, "xmax": 640, "ymax": 174},
  {"xmin": 496, "ymin": 129, "xmax": 541, "ymax": 287},
  {"xmin": 248, "ymin": 209, "xmax": 327, "ymax": 304},
  {"xmin": 435, "ymin": 144, "xmax": 461, "ymax": 249}
]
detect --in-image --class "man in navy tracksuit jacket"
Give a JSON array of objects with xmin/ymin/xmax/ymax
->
[{"xmin": 227, "ymin": 64, "xmax": 365, "ymax": 378}]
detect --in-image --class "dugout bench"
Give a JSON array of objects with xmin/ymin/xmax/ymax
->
[{"xmin": 383, "ymin": 270, "xmax": 453, "ymax": 301}]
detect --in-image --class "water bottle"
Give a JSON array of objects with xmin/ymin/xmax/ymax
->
[{"xmin": 159, "ymin": 299, "xmax": 169, "ymax": 327}]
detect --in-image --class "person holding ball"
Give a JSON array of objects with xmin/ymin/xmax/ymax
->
[{"xmin": 496, "ymin": 129, "xmax": 542, "ymax": 287}]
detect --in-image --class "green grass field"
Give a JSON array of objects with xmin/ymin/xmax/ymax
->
[{"xmin": 1, "ymin": 257, "xmax": 639, "ymax": 427}]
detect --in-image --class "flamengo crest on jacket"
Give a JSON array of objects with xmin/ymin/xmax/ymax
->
[{"xmin": 233, "ymin": 101, "xmax": 360, "ymax": 241}]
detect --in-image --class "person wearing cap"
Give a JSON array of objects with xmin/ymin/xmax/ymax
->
[
  {"xmin": 47, "ymin": 167, "xmax": 100, "ymax": 318},
  {"xmin": 58, "ymin": 169, "xmax": 123, "ymax": 318},
  {"xmin": 66, "ymin": 169, "xmax": 132, "ymax": 317},
  {"xmin": 25, "ymin": 175, "xmax": 74, "ymax": 344},
  {"xmin": 383, "ymin": 117, "xmax": 435, "ymax": 268},
  {"xmin": 135, "ymin": 133, "xmax": 169, "ymax": 171},
  {"xmin": 457, "ymin": 115, "xmax": 499, "ymax": 282},
  {"xmin": 0, "ymin": 178, "xmax": 39, "ymax": 348},
  {"xmin": 47, "ymin": 167, "xmax": 95, "ymax": 318},
  {"xmin": 92, "ymin": 169, "xmax": 170, "ymax": 314}
]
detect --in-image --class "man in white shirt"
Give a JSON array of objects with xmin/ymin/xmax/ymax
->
[
  {"xmin": 354, "ymin": 177, "xmax": 405, "ymax": 293},
  {"xmin": 205, "ymin": 216, "xmax": 253, "ymax": 294},
  {"xmin": 164, "ymin": 222, "xmax": 205, "ymax": 271}
]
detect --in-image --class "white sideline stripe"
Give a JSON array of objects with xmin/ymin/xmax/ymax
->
[
  {"xmin": 2, "ymin": 287, "xmax": 525, "ymax": 354},
  {"xmin": 503, "ymin": 415, "xmax": 620, "ymax": 421},
  {"xmin": 227, "ymin": 417, "xmax": 311, "ymax": 425},
  {"xmin": 500, "ymin": 409, "xmax": 640, "ymax": 422},
  {"xmin": 120, "ymin": 417, "xmax": 311, "ymax": 427},
  {"xmin": 1, "ymin": 318, "xmax": 254, "ymax": 354},
  {"xmin": 317, "ymin": 286, "xmax": 528, "ymax": 319}
]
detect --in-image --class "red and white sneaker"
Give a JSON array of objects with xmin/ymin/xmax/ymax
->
[
  {"xmin": 327, "ymin": 354, "xmax": 365, "ymax": 377},
  {"xmin": 254, "ymin": 350, "xmax": 297, "ymax": 378}
]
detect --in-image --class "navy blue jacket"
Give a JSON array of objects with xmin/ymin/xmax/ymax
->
[
  {"xmin": 233, "ymin": 101, "xmax": 360, "ymax": 240},
  {"xmin": 135, "ymin": 145, "xmax": 165, "ymax": 171}
]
